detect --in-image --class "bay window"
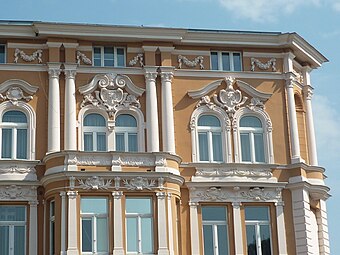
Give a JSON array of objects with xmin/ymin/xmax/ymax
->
[
  {"xmin": 0, "ymin": 205, "xmax": 26, "ymax": 255},
  {"xmin": 125, "ymin": 197, "xmax": 153, "ymax": 254},
  {"xmin": 1, "ymin": 110, "xmax": 28, "ymax": 159},
  {"xmin": 197, "ymin": 115, "xmax": 223, "ymax": 162},
  {"xmin": 245, "ymin": 206, "xmax": 272, "ymax": 255},
  {"xmin": 83, "ymin": 113, "xmax": 107, "ymax": 152},
  {"xmin": 81, "ymin": 197, "xmax": 109, "ymax": 254}
]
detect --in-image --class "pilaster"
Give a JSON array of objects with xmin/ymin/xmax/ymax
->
[
  {"xmin": 189, "ymin": 201, "xmax": 200, "ymax": 255},
  {"xmin": 112, "ymin": 191, "xmax": 125, "ymax": 255},
  {"xmin": 167, "ymin": 193, "xmax": 175, "ymax": 255},
  {"xmin": 156, "ymin": 192, "xmax": 169, "ymax": 255},
  {"xmin": 317, "ymin": 199, "xmax": 330, "ymax": 255},
  {"xmin": 275, "ymin": 201, "xmax": 288, "ymax": 255},
  {"xmin": 60, "ymin": 192, "xmax": 67, "ymax": 255},
  {"xmin": 29, "ymin": 201, "xmax": 38, "ymax": 255},
  {"xmin": 66, "ymin": 191, "xmax": 79, "ymax": 255},
  {"xmin": 232, "ymin": 202, "xmax": 244, "ymax": 255}
]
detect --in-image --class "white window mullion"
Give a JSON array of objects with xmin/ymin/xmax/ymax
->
[
  {"xmin": 137, "ymin": 215, "xmax": 142, "ymax": 253},
  {"xmin": 93, "ymin": 216, "xmax": 97, "ymax": 253},
  {"xmin": 12, "ymin": 128, "xmax": 17, "ymax": 159},
  {"xmin": 9, "ymin": 225, "xmax": 14, "ymax": 255},
  {"xmin": 218, "ymin": 52, "xmax": 223, "ymax": 70},
  {"xmin": 208, "ymin": 131, "xmax": 213, "ymax": 162},
  {"xmin": 213, "ymin": 224, "xmax": 219, "ymax": 255},
  {"xmin": 256, "ymin": 223, "xmax": 262, "ymax": 255},
  {"xmin": 230, "ymin": 53, "xmax": 234, "ymax": 71},
  {"xmin": 93, "ymin": 131, "xmax": 98, "ymax": 151},
  {"xmin": 101, "ymin": 47, "xmax": 105, "ymax": 66},
  {"xmin": 124, "ymin": 132, "xmax": 128, "ymax": 152},
  {"xmin": 249, "ymin": 132, "xmax": 256, "ymax": 163},
  {"xmin": 114, "ymin": 47, "xmax": 117, "ymax": 67}
]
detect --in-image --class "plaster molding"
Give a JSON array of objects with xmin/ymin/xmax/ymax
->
[
  {"xmin": 240, "ymin": 187, "xmax": 281, "ymax": 201},
  {"xmin": 196, "ymin": 187, "xmax": 229, "ymax": 201},
  {"xmin": 0, "ymin": 79, "xmax": 39, "ymax": 97},
  {"xmin": 14, "ymin": 48, "xmax": 43, "ymax": 63},
  {"xmin": 78, "ymin": 176, "xmax": 112, "ymax": 190},
  {"xmin": 0, "ymin": 185, "xmax": 37, "ymax": 201},
  {"xmin": 195, "ymin": 167, "xmax": 272, "ymax": 178},
  {"xmin": 76, "ymin": 51, "xmax": 92, "ymax": 65},
  {"xmin": 250, "ymin": 58, "xmax": 276, "ymax": 72},
  {"xmin": 173, "ymin": 49, "xmax": 211, "ymax": 56},
  {"xmin": 128, "ymin": 53, "xmax": 144, "ymax": 67},
  {"xmin": 123, "ymin": 176, "xmax": 156, "ymax": 190},
  {"xmin": 7, "ymin": 43, "xmax": 48, "ymax": 49},
  {"xmin": 177, "ymin": 55, "xmax": 204, "ymax": 69}
]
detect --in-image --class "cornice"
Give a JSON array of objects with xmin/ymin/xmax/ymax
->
[
  {"xmin": 174, "ymin": 70, "xmax": 284, "ymax": 79},
  {"xmin": 7, "ymin": 43, "xmax": 48, "ymax": 49}
]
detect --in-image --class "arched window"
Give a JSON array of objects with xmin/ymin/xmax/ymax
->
[
  {"xmin": 1, "ymin": 110, "xmax": 28, "ymax": 159},
  {"xmin": 115, "ymin": 114, "xmax": 138, "ymax": 152},
  {"xmin": 239, "ymin": 116, "xmax": 265, "ymax": 163},
  {"xmin": 83, "ymin": 113, "xmax": 107, "ymax": 151},
  {"xmin": 197, "ymin": 115, "xmax": 223, "ymax": 162}
]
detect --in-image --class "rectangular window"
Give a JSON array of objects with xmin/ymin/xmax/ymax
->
[
  {"xmin": 202, "ymin": 206, "xmax": 229, "ymax": 255},
  {"xmin": 125, "ymin": 197, "xmax": 153, "ymax": 254},
  {"xmin": 49, "ymin": 201, "xmax": 55, "ymax": 255},
  {"xmin": 0, "ymin": 45, "xmax": 5, "ymax": 63},
  {"xmin": 80, "ymin": 197, "xmax": 108, "ymax": 254},
  {"xmin": 0, "ymin": 205, "xmax": 26, "ymax": 255},
  {"xmin": 210, "ymin": 51, "xmax": 242, "ymax": 71},
  {"xmin": 245, "ymin": 206, "xmax": 272, "ymax": 255},
  {"xmin": 93, "ymin": 46, "xmax": 126, "ymax": 67}
]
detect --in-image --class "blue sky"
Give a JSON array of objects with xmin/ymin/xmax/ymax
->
[{"xmin": 2, "ymin": 0, "xmax": 340, "ymax": 252}]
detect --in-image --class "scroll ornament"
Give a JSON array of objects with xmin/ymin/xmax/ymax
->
[
  {"xmin": 14, "ymin": 48, "xmax": 43, "ymax": 63},
  {"xmin": 178, "ymin": 55, "xmax": 204, "ymax": 69},
  {"xmin": 250, "ymin": 58, "xmax": 276, "ymax": 72}
]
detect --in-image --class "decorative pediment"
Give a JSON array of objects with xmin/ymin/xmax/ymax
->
[
  {"xmin": 0, "ymin": 79, "xmax": 39, "ymax": 105},
  {"xmin": 79, "ymin": 74, "xmax": 145, "ymax": 117},
  {"xmin": 188, "ymin": 77, "xmax": 272, "ymax": 116}
]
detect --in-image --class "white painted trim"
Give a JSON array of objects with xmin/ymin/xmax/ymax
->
[
  {"xmin": 76, "ymin": 66, "xmax": 144, "ymax": 74},
  {"xmin": 7, "ymin": 43, "xmax": 48, "ymax": 49},
  {"xmin": 232, "ymin": 202, "xmax": 244, "ymax": 255},
  {"xmin": 127, "ymin": 47, "xmax": 143, "ymax": 53},
  {"xmin": 77, "ymin": 45, "xmax": 92, "ymax": 51},
  {"xmin": 62, "ymin": 43, "xmax": 79, "ymax": 48},
  {"xmin": 243, "ymin": 52, "xmax": 285, "ymax": 58},
  {"xmin": 29, "ymin": 201, "xmax": 38, "ymax": 255},
  {"xmin": 60, "ymin": 192, "xmax": 66, "ymax": 255},
  {"xmin": 66, "ymin": 191, "xmax": 79, "ymax": 255},
  {"xmin": 156, "ymin": 192, "xmax": 170, "ymax": 254},
  {"xmin": 167, "ymin": 194, "xmax": 175, "ymax": 255},
  {"xmin": 142, "ymin": 46, "xmax": 158, "ymax": 52},
  {"xmin": 173, "ymin": 49, "xmax": 210, "ymax": 56},
  {"xmin": 158, "ymin": 46, "xmax": 175, "ymax": 52},
  {"xmin": 0, "ymin": 64, "xmax": 46, "ymax": 71},
  {"xmin": 112, "ymin": 191, "xmax": 124, "ymax": 255},
  {"xmin": 189, "ymin": 202, "xmax": 200, "ymax": 255},
  {"xmin": 46, "ymin": 42, "xmax": 62, "ymax": 48},
  {"xmin": 0, "ymin": 79, "xmax": 39, "ymax": 94},
  {"xmin": 276, "ymin": 202, "xmax": 288, "ymax": 255}
]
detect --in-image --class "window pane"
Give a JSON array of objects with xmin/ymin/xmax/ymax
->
[
  {"xmin": 245, "ymin": 207, "xmax": 269, "ymax": 221},
  {"xmin": 97, "ymin": 218, "xmax": 108, "ymax": 252},
  {"xmin": 104, "ymin": 47, "xmax": 114, "ymax": 66},
  {"xmin": 3, "ymin": 111, "xmax": 27, "ymax": 123},
  {"xmin": 0, "ymin": 45, "xmax": 5, "ymax": 63},
  {"xmin": 212, "ymin": 132, "xmax": 223, "ymax": 161},
  {"xmin": 240, "ymin": 133, "xmax": 251, "ymax": 162},
  {"xmin": 198, "ymin": 115, "xmax": 220, "ymax": 127},
  {"xmin": 2, "ymin": 129, "xmax": 12, "ymax": 158},
  {"xmin": 81, "ymin": 198, "xmax": 107, "ymax": 214},
  {"xmin": 17, "ymin": 129, "xmax": 27, "ymax": 159},
  {"xmin": 260, "ymin": 225, "xmax": 272, "ymax": 255},
  {"xmin": 14, "ymin": 226, "xmax": 25, "ymax": 255},
  {"xmin": 198, "ymin": 133, "xmax": 209, "ymax": 161},
  {"xmin": 82, "ymin": 219, "xmax": 92, "ymax": 252},
  {"xmin": 211, "ymin": 52, "xmax": 218, "ymax": 70},
  {"xmin": 202, "ymin": 206, "xmax": 226, "ymax": 221},
  {"xmin": 0, "ymin": 226, "xmax": 9, "ymax": 255},
  {"xmin": 203, "ymin": 225, "xmax": 214, "ymax": 255},
  {"xmin": 97, "ymin": 132, "xmax": 106, "ymax": 151},
  {"xmin": 93, "ymin": 47, "xmax": 102, "ymax": 66},
  {"xmin": 126, "ymin": 198, "xmax": 152, "ymax": 214},
  {"xmin": 141, "ymin": 217, "xmax": 153, "ymax": 253},
  {"xmin": 128, "ymin": 133, "xmax": 138, "ymax": 152},
  {"xmin": 117, "ymin": 48, "xmax": 125, "ymax": 67},
  {"xmin": 50, "ymin": 221, "xmax": 55, "ymax": 255},
  {"xmin": 84, "ymin": 114, "xmax": 105, "ymax": 126},
  {"xmin": 246, "ymin": 225, "xmax": 257, "ymax": 255},
  {"xmin": 240, "ymin": 116, "xmax": 262, "ymax": 128},
  {"xmin": 50, "ymin": 201, "xmax": 55, "ymax": 217},
  {"xmin": 222, "ymin": 52, "xmax": 230, "ymax": 71},
  {"xmin": 84, "ymin": 133, "xmax": 93, "ymax": 151},
  {"xmin": 0, "ymin": 206, "xmax": 26, "ymax": 221},
  {"xmin": 115, "ymin": 133, "xmax": 125, "ymax": 152},
  {"xmin": 126, "ymin": 218, "xmax": 137, "ymax": 252},
  {"xmin": 116, "ymin": 114, "xmax": 137, "ymax": 127},
  {"xmin": 218, "ymin": 225, "xmax": 229, "ymax": 255},
  {"xmin": 254, "ymin": 133, "xmax": 265, "ymax": 162},
  {"xmin": 233, "ymin": 53, "xmax": 242, "ymax": 71}
]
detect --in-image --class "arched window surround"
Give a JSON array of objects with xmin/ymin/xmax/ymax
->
[
  {"xmin": 78, "ymin": 105, "xmax": 145, "ymax": 152},
  {"xmin": 0, "ymin": 101, "xmax": 36, "ymax": 160},
  {"xmin": 233, "ymin": 107, "xmax": 274, "ymax": 164},
  {"xmin": 190, "ymin": 105, "xmax": 231, "ymax": 163}
]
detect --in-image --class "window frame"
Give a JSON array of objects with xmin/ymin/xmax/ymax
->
[
  {"xmin": 244, "ymin": 206, "xmax": 273, "ymax": 255},
  {"xmin": 83, "ymin": 112, "xmax": 108, "ymax": 152},
  {"xmin": 80, "ymin": 197, "xmax": 109, "ymax": 255},
  {"xmin": 0, "ymin": 44, "xmax": 6, "ymax": 64},
  {"xmin": 201, "ymin": 206, "xmax": 230, "ymax": 255},
  {"xmin": 92, "ymin": 46, "xmax": 126, "ymax": 67},
  {"xmin": 0, "ymin": 205, "xmax": 27, "ymax": 255},
  {"xmin": 210, "ymin": 51, "xmax": 242, "ymax": 71},
  {"xmin": 125, "ymin": 197, "xmax": 154, "ymax": 255},
  {"xmin": 115, "ymin": 114, "xmax": 138, "ymax": 152},
  {"xmin": 49, "ymin": 200, "xmax": 55, "ymax": 255}
]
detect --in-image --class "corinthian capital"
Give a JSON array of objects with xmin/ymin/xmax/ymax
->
[
  {"xmin": 303, "ymin": 85, "xmax": 314, "ymax": 100},
  {"xmin": 64, "ymin": 69, "xmax": 77, "ymax": 80},
  {"xmin": 161, "ymin": 72, "xmax": 174, "ymax": 83},
  {"xmin": 145, "ymin": 72, "xmax": 158, "ymax": 82},
  {"xmin": 48, "ymin": 69, "xmax": 61, "ymax": 79}
]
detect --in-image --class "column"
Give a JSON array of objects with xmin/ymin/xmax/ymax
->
[
  {"xmin": 60, "ymin": 192, "xmax": 66, "ymax": 255},
  {"xmin": 67, "ymin": 191, "xmax": 79, "ymax": 255},
  {"xmin": 167, "ymin": 194, "xmax": 175, "ymax": 255},
  {"xmin": 112, "ymin": 191, "xmax": 124, "ymax": 255},
  {"xmin": 317, "ymin": 199, "xmax": 330, "ymax": 255},
  {"xmin": 160, "ymin": 68, "xmax": 176, "ymax": 154},
  {"xmin": 48, "ymin": 63, "xmax": 61, "ymax": 153},
  {"xmin": 144, "ymin": 67, "xmax": 159, "ymax": 152},
  {"xmin": 303, "ymin": 85, "xmax": 318, "ymax": 166},
  {"xmin": 189, "ymin": 201, "xmax": 200, "ymax": 255},
  {"xmin": 275, "ymin": 201, "xmax": 288, "ymax": 255},
  {"xmin": 156, "ymin": 192, "xmax": 169, "ymax": 255},
  {"xmin": 64, "ymin": 64, "xmax": 77, "ymax": 151},
  {"xmin": 232, "ymin": 202, "xmax": 244, "ymax": 255},
  {"xmin": 286, "ymin": 77, "xmax": 302, "ymax": 163},
  {"xmin": 291, "ymin": 187, "xmax": 314, "ymax": 254},
  {"xmin": 29, "ymin": 201, "xmax": 38, "ymax": 255}
]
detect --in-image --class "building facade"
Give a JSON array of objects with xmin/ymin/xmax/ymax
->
[{"xmin": 0, "ymin": 21, "xmax": 330, "ymax": 255}]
